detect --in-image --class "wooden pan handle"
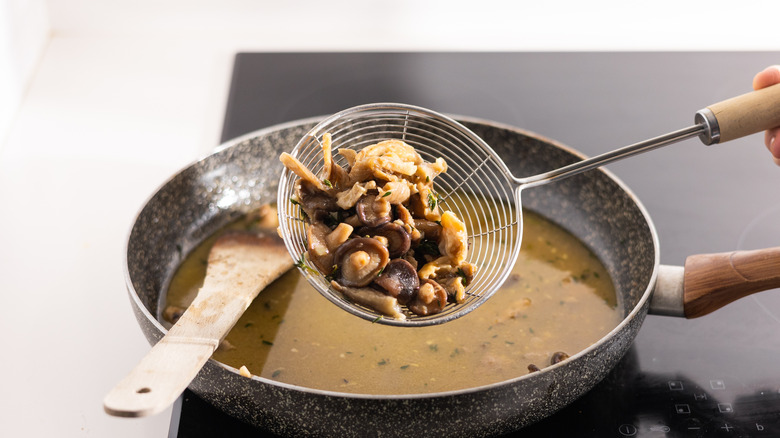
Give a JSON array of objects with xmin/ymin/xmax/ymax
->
[
  {"xmin": 704, "ymin": 83, "xmax": 780, "ymax": 143},
  {"xmin": 683, "ymin": 247, "xmax": 780, "ymax": 318}
]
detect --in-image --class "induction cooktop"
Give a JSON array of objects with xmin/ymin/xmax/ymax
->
[{"xmin": 170, "ymin": 52, "xmax": 780, "ymax": 437}]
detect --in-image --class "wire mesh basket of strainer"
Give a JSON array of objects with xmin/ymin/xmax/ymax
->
[{"xmin": 277, "ymin": 103, "xmax": 523, "ymax": 326}]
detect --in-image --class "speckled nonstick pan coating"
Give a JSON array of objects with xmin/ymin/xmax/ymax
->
[{"xmin": 124, "ymin": 117, "xmax": 657, "ymax": 437}]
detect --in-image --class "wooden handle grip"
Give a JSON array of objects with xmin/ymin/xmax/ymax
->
[
  {"xmin": 706, "ymin": 83, "xmax": 780, "ymax": 143},
  {"xmin": 683, "ymin": 247, "xmax": 780, "ymax": 318}
]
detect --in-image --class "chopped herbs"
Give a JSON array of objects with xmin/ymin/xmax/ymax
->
[
  {"xmin": 294, "ymin": 255, "xmax": 318, "ymax": 275},
  {"xmin": 325, "ymin": 265, "xmax": 339, "ymax": 281},
  {"xmin": 271, "ymin": 370, "xmax": 282, "ymax": 378},
  {"xmin": 382, "ymin": 191, "xmax": 392, "ymax": 197},
  {"xmin": 323, "ymin": 211, "xmax": 340, "ymax": 228},
  {"xmin": 262, "ymin": 340, "xmax": 274, "ymax": 346},
  {"xmin": 416, "ymin": 239, "xmax": 440, "ymax": 257},
  {"xmin": 427, "ymin": 192, "xmax": 438, "ymax": 210}
]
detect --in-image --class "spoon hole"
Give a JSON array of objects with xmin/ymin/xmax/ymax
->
[{"xmin": 136, "ymin": 387, "xmax": 152, "ymax": 394}]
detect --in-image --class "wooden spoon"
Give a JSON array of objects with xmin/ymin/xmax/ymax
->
[{"xmin": 104, "ymin": 230, "xmax": 294, "ymax": 417}]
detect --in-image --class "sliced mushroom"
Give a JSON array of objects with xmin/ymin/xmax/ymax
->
[
  {"xmin": 336, "ymin": 180, "xmax": 376, "ymax": 210},
  {"xmin": 439, "ymin": 211, "xmax": 469, "ymax": 265},
  {"xmin": 296, "ymin": 180, "xmax": 339, "ymax": 222},
  {"xmin": 394, "ymin": 204, "xmax": 422, "ymax": 243},
  {"xmin": 333, "ymin": 237, "xmax": 389, "ymax": 287},
  {"xmin": 343, "ymin": 214, "xmax": 362, "ymax": 228},
  {"xmin": 348, "ymin": 139, "xmax": 422, "ymax": 183},
  {"xmin": 413, "ymin": 219, "xmax": 442, "ymax": 241},
  {"xmin": 338, "ymin": 148, "xmax": 357, "ymax": 168},
  {"xmin": 409, "ymin": 185, "xmax": 441, "ymax": 221},
  {"xmin": 325, "ymin": 223, "xmax": 354, "ymax": 250},
  {"xmin": 441, "ymin": 276, "xmax": 466, "ymax": 304},
  {"xmin": 376, "ymin": 181, "xmax": 411, "ymax": 205},
  {"xmin": 328, "ymin": 156, "xmax": 351, "ymax": 189},
  {"xmin": 280, "ymin": 152, "xmax": 328, "ymax": 191},
  {"xmin": 358, "ymin": 222, "xmax": 411, "ymax": 258},
  {"xmin": 373, "ymin": 259, "xmax": 419, "ymax": 305},
  {"xmin": 408, "ymin": 279, "xmax": 448, "ymax": 316},
  {"xmin": 331, "ymin": 281, "xmax": 405, "ymax": 320},
  {"xmin": 356, "ymin": 195, "xmax": 391, "ymax": 227},
  {"xmin": 306, "ymin": 223, "xmax": 335, "ymax": 273}
]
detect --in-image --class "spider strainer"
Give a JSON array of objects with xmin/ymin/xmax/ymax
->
[
  {"xmin": 278, "ymin": 88, "xmax": 780, "ymax": 326},
  {"xmin": 277, "ymin": 103, "xmax": 521, "ymax": 327}
]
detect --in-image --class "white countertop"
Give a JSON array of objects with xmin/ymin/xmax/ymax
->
[{"xmin": 1, "ymin": 2, "xmax": 779, "ymax": 436}]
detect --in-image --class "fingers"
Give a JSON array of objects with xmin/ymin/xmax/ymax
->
[
  {"xmin": 753, "ymin": 65, "xmax": 780, "ymax": 90},
  {"xmin": 767, "ymin": 128, "xmax": 780, "ymax": 165},
  {"xmin": 753, "ymin": 65, "xmax": 780, "ymax": 165}
]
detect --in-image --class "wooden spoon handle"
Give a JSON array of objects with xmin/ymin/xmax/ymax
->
[
  {"xmin": 683, "ymin": 247, "xmax": 780, "ymax": 318},
  {"xmin": 104, "ymin": 231, "xmax": 293, "ymax": 417},
  {"xmin": 103, "ymin": 335, "xmax": 218, "ymax": 417}
]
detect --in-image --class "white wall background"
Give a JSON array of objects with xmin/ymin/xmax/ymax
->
[
  {"xmin": 0, "ymin": 0, "xmax": 48, "ymax": 144},
  {"xmin": 4, "ymin": 0, "xmax": 780, "ymax": 141}
]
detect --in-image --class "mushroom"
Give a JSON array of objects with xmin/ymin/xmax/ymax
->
[
  {"xmin": 413, "ymin": 219, "xmax": 442, "ymax": 241},
  {"xmin": 438, "ymin": 211, "xmax": 468, "ymax": 264},
  {"xmin": 162, "ymin": 305, "xmax": 185, "ymax": 324},
  {"xmin": 551, "ymin": 351, "xmax": 570, "ymax": 365},
  {"xmin": 358, "ymin": 222, "xmax": 411, "ymax": 258},
  {"xmin": 306, "ymin": 223, "xmax": 335, "ymax": 273},
  {"xmin": 408, "ymin": 279, "xmax": 448, "ymax": 316},
  {"xmin": 331, "ymin": 281, "xmax": 405, "ymax": 320},
  {"xmin": 325, "ymin": 223, "xmax": 354, "ymax": 250},
  {"xmin": 333, "ymin": 237, "xmax": 389, "ymax": 287},
  {"xmin": 296, "ymin": 180, "xmax": 339, "ymax": 222},
  {"xmin": 373, "ymin": 259, "xmax": 419, "ymax": 305},
  {"xmin": 355, "ymin": 195, "xmax": 391, "ymax": 227}
]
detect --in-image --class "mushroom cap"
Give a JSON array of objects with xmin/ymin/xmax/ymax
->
[
  {"xmin": 358, "ymin": 222, "xmax": 411, "ymax": 258},
  {"xmin": 333, "ymin": 237, "xmax": 390, "ymax": 287},
  {"xmin": 408, "ymin": 279, "xmax": 448, "ymax": 316},
  {"xmin": 373, "ymin": 259, "xmax": 419, "ymax": 305},
  {"xmin": 355, "ymin": 195, "xmax": 391, "ymax": 227}
]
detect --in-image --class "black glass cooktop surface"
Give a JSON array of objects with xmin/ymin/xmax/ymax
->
[{"xmin": 171, "ymin": 52, "xmax": 780, "ymax": 437}]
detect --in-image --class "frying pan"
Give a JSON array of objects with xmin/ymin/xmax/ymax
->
[{"xmin": 123, "ymin": 116, "xmax": 780, "ymax": 436}]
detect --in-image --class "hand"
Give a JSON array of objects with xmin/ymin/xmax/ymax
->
[{"xmin": 752, "ymin": 65, "xmax": 780, "ymax": 165}]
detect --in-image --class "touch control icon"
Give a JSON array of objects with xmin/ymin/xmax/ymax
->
[
  {"xmin": 710, "ymin": 379, "xmax": 726, "ymax": 390},
  {"xmin": 676, "ymin": 404, "xmax": 691, "ymax": 414},
  {"xmin": 618, "ymin": 424, "xmax": 637, "ymax": 436}
]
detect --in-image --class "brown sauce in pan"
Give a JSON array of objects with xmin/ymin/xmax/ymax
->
[{"xmin": 164, "ymin": 208, "xmax": 621, "ymax": 395}]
